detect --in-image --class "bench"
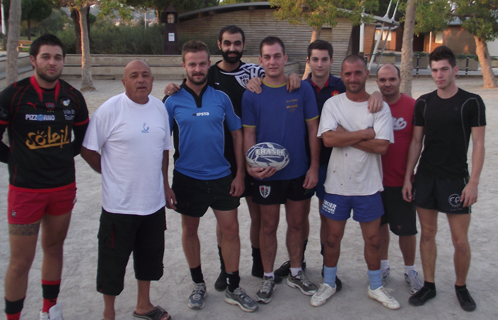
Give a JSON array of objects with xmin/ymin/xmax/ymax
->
[{"xmin": 18, "ymin": 40, "xmax": 32, "ymax": 52}]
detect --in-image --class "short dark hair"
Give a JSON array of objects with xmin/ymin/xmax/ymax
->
[
  {"xmin": 259, "ymin": 36, "xmax": 285, "ymax": 56},
  {"xmin": 218, "ymin": 25, "xmax": 245, "ymax": 43},
  {"xmin": 30, "ymin": 33, "xmax": 66, "ymax": 58},
  {"xmin": 182, "ymin": 40, "xmax": 210, "ymax": 62},
  {"xmin": 376, "ymin": 63, "xmax": 400, "ymax": 79},
  {"xmin": 430, "ymin": 45, "xmax": 456, "ymax": 67},
  {"xmin": 341, "ymin": 54, "xmax": 367, "ymax": 71},
  {"xmin": 307, "ymin": 40, "xmax": 333, "ymax": 59}
]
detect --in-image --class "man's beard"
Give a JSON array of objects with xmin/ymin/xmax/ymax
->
[
  {"xmin": 221, "ymin": 50, "xmax": 243, "ymax": 64},
  {"xmin": 36, "ymin": 67, "xmax": 61, "ymax": 83}
]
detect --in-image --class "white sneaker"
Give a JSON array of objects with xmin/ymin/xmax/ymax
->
[
  {"xmin": 310, "ymin": 283, "xmax": 336, "ymax": 307},
  {"xmin": 404, "ymin": 270, "xmax": 423, "ymax": 295},
  {"xmin": 381, "ymin": 266, "xmax": 390, "ymax": 284},
  {"xmin": 367, "ymin": 286, "xmax": 400, "ymax": 310},
  {"xmin": 49, "ymin": 303, "xmax": 64, "ymax": 320},
  {"xmin": 40, "ymin": 303, "xmax": 64, "ymax": 320}
]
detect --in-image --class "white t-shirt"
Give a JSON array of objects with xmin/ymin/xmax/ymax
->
[
  {"xmin": 83, "ymin": 93, "xmax": 172, "ymax": 215},
  {"xmin": 318, "ymin": 93, "xmax": 394, "ymax": 196}
]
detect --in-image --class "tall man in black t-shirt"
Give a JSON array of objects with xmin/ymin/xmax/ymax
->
[
  {"xmin": 0, "ymin": 34, "xmax": 89, "ymax": 320},
  {"xmin": 402, "ymin": 46, "xmax": 486, "ymax": 312}
]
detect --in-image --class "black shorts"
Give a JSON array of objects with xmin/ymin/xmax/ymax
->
[
  {"xmin": 251, "ymin": 175, "xmax": 314, "ymax": 205},
  {"xmin": 172, "ymin": 170, "xmax": 240, "ymax": 217},
  {"xmin": 380, "ymin": 186, "xmax": 417, "ymax": 236},
  {"xmin": 97, "ymin": 207, "xmax": 166, "ymax": 296},
  {"xmin": 413, "ymin": 172, "xmax": 471, "ymax": 214}
]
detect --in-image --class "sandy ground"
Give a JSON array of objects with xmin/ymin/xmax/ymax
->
[{"xmin": 1, "ymin": 76, "xmax": 497, "ymax": 320}]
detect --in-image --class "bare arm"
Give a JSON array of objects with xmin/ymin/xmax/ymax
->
[
  {"xmin": 243, "ymin": 126, "xmax": 276, "ymax": 179},
  {"xmin": 352, "ymin": 138, "xmax": 390, "ymax": 155},
  {"xmin": 321, "ymin": 127, "xmax": 375, "ymax": 148},
  {"xmin": 461, "ymin": 126, "xmax": 485, "ymax": 207},
  {"xmin": 304, "ymin": 118, "xmax": 320, "ymax": 189},
  {"xmin": 402, "ymin": 126, "xmax": 425, "ymax": 202},
  {"xmin": 80, "ymin": 146, "xmax": 101, "ymax": 174},
  {"xmin": 230, "ymin": 128, "xmax": 245, "ymax": 197},
  {"xmin": 335, "ymin": 124, "xmax": 389, "ymax": 154},
  {"xmin": 162, "ymin": 150, "xmax": 176, "ymax": 210}
]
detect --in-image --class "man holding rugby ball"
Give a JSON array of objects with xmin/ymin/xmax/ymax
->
[{"xmin": 242, "ymin": 36, "xmax": 320, "ymax": 304}]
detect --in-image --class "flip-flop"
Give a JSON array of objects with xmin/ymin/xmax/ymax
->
[{"xmin": 132, "ymin": 306, "xmax": 172, "ymax": 320}]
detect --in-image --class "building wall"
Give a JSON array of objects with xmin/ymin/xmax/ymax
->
[
  {"xmin": 424, "ymin": 26, "xmax": 476, "ymax": 54},
  {"xmin": 178, "ymin": 9, "xmax": 352, "ymax": 74}
]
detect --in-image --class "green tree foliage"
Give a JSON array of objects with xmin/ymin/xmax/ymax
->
[
  {"xmin": 269, "ymin": 0, "xmax": 379, "ymax": 29},
  {"xmin": 4, "ymin": 0, "xmax": 54, "ymax": 39},
  {"xmin": 31, "ymin": 9, "xmax": 74, "ymax": 36},
  {"xmin": 400, "ymin": 0, "xmax": 450, "ymax": 36},
  {"xmin": 409, "ymin": 0, "xmax": 498, "ymax": 87},
  {"xmin": 220, "ymin": 0, "xmax": 262, "ymax": 4}
]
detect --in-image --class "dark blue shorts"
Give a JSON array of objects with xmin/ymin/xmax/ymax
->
[{"xmin": 320, "ymin": 192, "xmax": 384, "ymax": 222}]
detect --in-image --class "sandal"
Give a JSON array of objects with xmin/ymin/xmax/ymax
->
[{"xmin": 132, "ymin": 306, "xmax": 172, "ymax": 320}]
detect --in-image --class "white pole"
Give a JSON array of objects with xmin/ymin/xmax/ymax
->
[
  {"xmin": 1, "ymin": 0, "xmax": 6, "ymax": 35},
  {"xmin": 359, "ymin": 23, "xmax": 365, "ymax": 53},
  {"xmin": 144, "ymin": 12, "xmax": 146, "ymax": 28}
]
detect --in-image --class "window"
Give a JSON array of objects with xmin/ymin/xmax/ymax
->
[
  {"xmin": 435, "ymin": 31, "xmax": 443, "ymax": 44},
  {"xmin": 375, "ymin": 30, "xmax": 392, "ymax": 41}
]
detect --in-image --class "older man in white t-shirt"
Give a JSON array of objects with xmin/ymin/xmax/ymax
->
[
  {"xmin": 310, "ymin": 55, "xmax": 398, "ymax": 310},
  {"xmin": 81, "ymin": 60, "xmax": 173, "ymax": 320}
]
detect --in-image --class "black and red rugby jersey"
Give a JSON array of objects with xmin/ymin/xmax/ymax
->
[{"xmin": 0, "ymin": 76, "xmax": 89, "ymax": 190}]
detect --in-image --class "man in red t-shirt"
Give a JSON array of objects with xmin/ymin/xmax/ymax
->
[{"xmin": 376, "ymin": 64, "xmax": 422, "ymax": 295}]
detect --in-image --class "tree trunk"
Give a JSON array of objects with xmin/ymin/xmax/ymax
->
[
  {"xmin": 475, "ymin": 36, "xmax": 497, "ymax": 88},
  {"xmin": 301, "ymin": 26, "xmax": 321, "ymax": 80},
  {"xmin": 27, "ymin": 19, "xmax": 31, "ymax": 40},
  {"xmin": 400, "ymin": 0, "xmax": 418, "ymax": 97},
  {"xmin": 71, "ymin": 8, "xmax": 82, "ymax": 54},
  {"xmin": 78, "ymin": 5, "xmax": 95, "ymax": 91},
  {"xmin": 6, "ymin": 0, "xmax": 21, "ymax": 86}
]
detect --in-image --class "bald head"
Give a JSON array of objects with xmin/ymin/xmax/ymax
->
[
  {"xmin": 122, "ymin": 60, "xmax": 154, "ymax": 104},
  {"xmin": 123, "ymin": 60, "xmax": 151, "ymax": 78},
  {"xmin": 376, "ymin": 63, "xmax": 401, "ymax": 102},
  {"xmin": 377, "ymin": 64, "xmax": 400, "ymax": 79}
]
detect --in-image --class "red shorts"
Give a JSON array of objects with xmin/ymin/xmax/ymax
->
[{"xmin": 7, "ymin": 184, "xmax": 77, "ymax": 224}]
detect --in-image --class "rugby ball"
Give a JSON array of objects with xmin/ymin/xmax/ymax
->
[{"xmin": 246, "ymin": 142, "xmax": 290, "ymax": 171}]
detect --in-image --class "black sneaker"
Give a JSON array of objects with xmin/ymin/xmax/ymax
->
[
  {"xmin": 274, "ymin": 260, "xmax": 306, "ymax": 277},
  {"xmin": 214, "ymin": 270, "xmax": 228, "ymax": 291},
  {"xmin": 456, "ymin": 287, "xmax": 476, "ymax": 311},
  {"xmin": 408, "ymin": 286, "xmax": 436, "ymax": 306},
  {"xmin": 335, "ymin": 276, "xmax": 342, "ymax": 292}
]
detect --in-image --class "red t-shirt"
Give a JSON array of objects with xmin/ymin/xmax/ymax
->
[{"xmin": 382, "ymin": 94, "xmax": 415, "ymax": 187}]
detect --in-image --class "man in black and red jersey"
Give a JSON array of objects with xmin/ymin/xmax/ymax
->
[{"xmin": 0, "ymin": 34, "xmax": 89, "ymax": 320}]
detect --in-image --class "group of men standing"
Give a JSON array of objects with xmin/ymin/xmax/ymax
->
[{"xmin": 0, "ymin": 24, "xmax": 485, "ymax": 320}]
